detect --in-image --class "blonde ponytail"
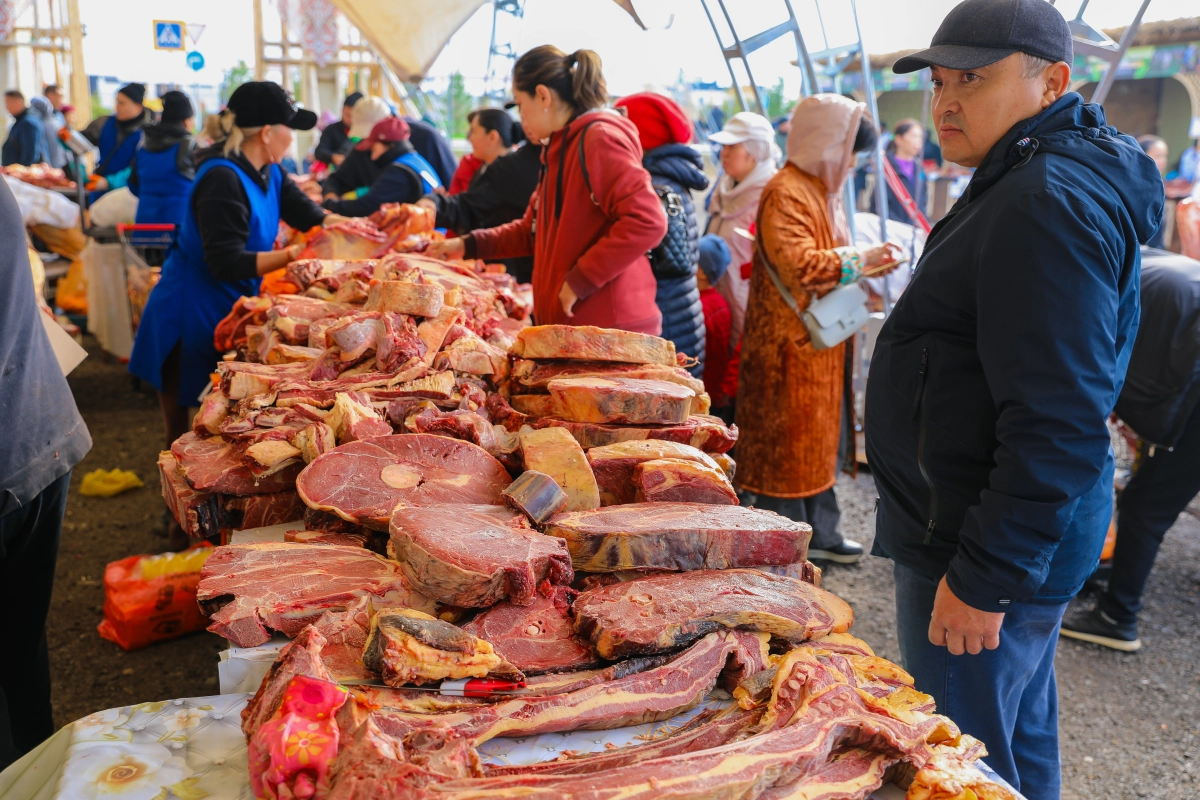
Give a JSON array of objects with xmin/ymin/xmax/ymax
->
[{"xmin": 219, "ymin": 108, "xmax": 263, "ymax": 157}]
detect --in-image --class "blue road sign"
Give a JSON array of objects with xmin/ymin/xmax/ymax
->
[
  {"xmin": 186, "ymin": 51, "xmax": 205, "ymax": 71},
  {"xmin": 154, "ymin": 21, "xmax": 185, "ymax": 51}
]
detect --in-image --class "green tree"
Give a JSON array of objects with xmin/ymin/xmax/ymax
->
[
  {"xmin": 442, "ymin": 72, "xmax": 477, "ymax": 139},
  {"xmin": 764, "ymin": 78, "xmax": 795, "ymax": 121},
  {"xmin": 220, "ymin": 60, "xmax": 251, "ymax": 105}
]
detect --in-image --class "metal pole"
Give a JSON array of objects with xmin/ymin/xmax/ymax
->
[
  {"xmin": 851, "ymin": 0, "xmax": 891, "ymax": 315},
  {"xmin": 715, "ymin": 0, "xmax": 766, "ymax": 115},
  {"xmin": 1090, "ymin": 0, "xmax": 1151, "ymax": 106},
  {"xmin": 783, "ymin": 0, "xmax": 817, "ymax": 96},
  {"xmin": 699, "ymin": 0, "xmax": 749, "ymax": 112}
]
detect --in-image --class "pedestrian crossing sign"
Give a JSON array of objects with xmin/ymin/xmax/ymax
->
[{"xmin": 154, "ymin": 20, "xmax": 186, "ymax": 51}]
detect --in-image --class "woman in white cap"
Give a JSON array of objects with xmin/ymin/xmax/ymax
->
[
  {"xmin": 321, "ymin": 96, "xmax": 390, "ymax": 200},
  {"xmin": 705, "ymin": 111, "xmax": 779, "ymax": 344}
]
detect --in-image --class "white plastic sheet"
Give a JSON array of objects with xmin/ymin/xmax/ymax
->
[{"xmin": 81, "ymin": 241, "xmax": 134, "ymax": 359}]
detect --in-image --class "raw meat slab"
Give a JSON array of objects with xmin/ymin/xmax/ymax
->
[
  {"xmin": 635, "ymin": 458, "xmax": 738, "ymax": 505},
  {"xmin": 296, "ymin": 433, "xmax": 510, "ymax": 530},
  {"xmin": 547, "ymin": 377, "xmax": 694, "ymax": 425},
  {"xmin": 511, "ymin": 358, "xmax": 705, "ymax": 395},
  {"xmin": 460, "ymin": 585, "xmax": 599, "ymax": 675},
  {"xmin": 543, "ymin": 502, "xmax": 809, "ymax": 572},
  {"xmin": 586, "ymin": 440, "xmax": 722, "ymax": 505},
  {"xmin": 362, "ymin": 608, "xmax": 521, "ymax": 687},
  {"xmin": 526, "ymin": 414, "xmax": 738, "ymax": 454},
  {"xmin": 390, "ymin": 504, "xmax": 573, "ymax": 607},
  {"xmin": 171, "ymin": 432, "xmax": 301, "ymax": 495},
  {"xmin": 517, "ymin": 426, "xmax": 600, "ymax": 512},
  {"xmin": 511, "ymin": 325, "xmax": 676, "ymax": 365},
  {"xmin": 196, "ymin": 541, "xmax": 435, "ymax": 647},
  {"xmin": 572, "ymin": 568, "xmax": 854, "ymax": 658}
]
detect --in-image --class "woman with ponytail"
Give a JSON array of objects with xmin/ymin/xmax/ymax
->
[
  {"xmin": 419, "ymin": 108, "xmax": 542, "ymax": 283},
  {"xmin": 428, "ymin": 45, "xmax": 667, "ymax": 333}
]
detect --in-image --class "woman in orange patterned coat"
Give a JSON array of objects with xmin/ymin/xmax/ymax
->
[{"xmin": 734, "ymin": 94, "xmax": 901, "ymax": 563}]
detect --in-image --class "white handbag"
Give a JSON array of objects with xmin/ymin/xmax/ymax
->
[{"xmin": 761, "ymin": 259, "xmax": 869, "ymax": 350}]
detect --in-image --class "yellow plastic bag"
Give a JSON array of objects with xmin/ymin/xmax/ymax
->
[{"xmin": 80, "ymin": 469, "xmax": 144, "ymax": 497}]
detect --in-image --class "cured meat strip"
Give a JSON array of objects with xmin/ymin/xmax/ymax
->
[
  {"xmin": 459, "ymin": 585, "xmax": 598, "ymax": 675},
  {"xmin": 390, "ymin": 505, "xmax": 573, "ymax": 608},
  {"xmin": 172, "ymin": 432, "xmax": 302, "ymax": 495},
  {"xmin": 547, "ymin": 377, "xmax": 694, "ymax": 425},
  {"xmin": 296, "ymin": 434, "xmax": 510, "ymax": 530},
  {"xmin": 544, "ymin": 502, "xmax": 809, "ymax": 572},
  {"xmin": 511, "ymin": 325, "xmax": 676, "ymax": 366},
  {"xmin": 370, "ymin": 631, "xmax": 746, "ymax": 745},
  {"xmin": 517, "ymin": 426, "xmax": 599, "ymax": 512},
  {"xmin": 197, "ymin": 542, "xmax": 436, "ymax": 647},
  {"xmin": 572, "ymin": 568, "xmax": 854, "ymax": 659},
  {"xmin": 586, "ymin": 440, "xmax": 722, "ymax": 505},
  {"xmin": 510, "ymin": 358, "xmax": 705, "ymax": 395},
  {"xmin": 362, "ymin": 608, "xmax": 522, "ymax": 687},
  {"xmin": 755, "ymin": 747, "xmax": 899, "ymax": 800},
  {"xmin": 635, "ymin": 458, "xmax": 738, "ymax": 505},
  {"xmin": 526, "ymin": 414, "xmax": 738, "ymax": 454}
]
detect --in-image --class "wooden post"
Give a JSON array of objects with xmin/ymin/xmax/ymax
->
[
  {"xmin": 253, "ymin": 0, "xmax": 265, "ymax": 80},
  {"xmin": 65, "ymin": 0, "xmax": 90, "ymax": 127}
]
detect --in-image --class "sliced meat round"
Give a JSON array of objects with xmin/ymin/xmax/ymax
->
[
  {"xmin": 296, "ymin": 434, "xmax": 510, "ymax": 529},
  {"xmin": 460, "ymin": 585, "xmax": 598, "ymax": 675}
]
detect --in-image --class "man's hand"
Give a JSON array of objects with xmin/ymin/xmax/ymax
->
[
  {"xmin": 322, "ymin": 213, "xmax": 351, "ymax": 227},
  {"xmin": 559, "ymin": 282, "xmax": 578, "ymax": 317},
  {"xmin": 416, "ymin": 197, "xmax": 437, "ymax": 214},
  {"xmin": 331, "ymin": 153, "xmax": 345, "ymax": 167},
  {"xmin": 928, "ymin": 576, "xmax": 1004, "ymax": 655},
  {"xmin": 427, "ymin": 238, "xmax": 465, "ymax": 261}
]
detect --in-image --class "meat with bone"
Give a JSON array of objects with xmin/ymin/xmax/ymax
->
[
  {"xmin": 363, "ymin": 280, "xmax": 444, "ymax": 318},
  {"xmin": 311, "ymin": 596, "xmax": 373, "ymax": 681},
  {"xmin": 511, "ymin": 325, "xmax": 677, "ymax": 366},
  {"xmin": 374, "ymin": 312, "xmax": 427, "ymax": 372},
  {"xmin": 586, "ymin": 440, "xmax": 724, "ymax": 505},
  {"xmin": 389, "ymin": 505, "xmax": 573, "ymax": 608},
  {"xmin": 509, "ymin": 358, "xmax": 705, "ymax": 395},
  {"xmin": 362, "ymin": 608, "xmax": 523, "ymax": 687},
  {"xmin": 501, "ymin": 471, "xmax": 567, "ymax": 524},
  {"xmin": 242, "ymin": 626, "xmax": 333, "ymax": 736},
  {"xmin": 325, "ymin": 717, "xmax": 456, "ymax": 800},
  {"xmin": 635, "ymin": 457, "xmax": 739, "ymax": 505},
  {"xmin": 754, "ymin": 747, "xmax": 899, "ymax": 800},
  {"xmin": 324, "ymin": 392, "xmax": 394, "ymax": 444},
  {"xmin": 543, "ymin": 502, "xmax": 809, "ymax": 573},
  {"xmin": 171, "ymin": 432, "xmax": 302, "ymax": 495},
  {"xmin": 572, "ymin": 568, "xmax": 853, "ymax": 659},
  {"xmin": 905, "ymin": 748, "xmax": 1020, "ymax": 800},
  {"xmin": 296, "ymin": 434, "xmax": 511, "ymax": 530},
  {"xmin": 158, "ymin": 450, "xmax": 217, "ymax": 537},
  {"xmin": 197, "ymin": 542, "xmax": 436, "ymax": 647},
  {"xmin": 193, "ymin": 389, "xmax": 230, "ymax": 434},
  {"xmin": 369, "ymin": 630, "xmax": 748, "ymax": 745},
  {"xmin": 517, "ymin": 426, "xmax": 600, "ymax": 512},
  {"xmin": 546, "ymin": 376, "xmax": 695, "ymax": 425},
  {"xmin": 458, "ymin": 585, "xmax": 597, "ymax": 675}
]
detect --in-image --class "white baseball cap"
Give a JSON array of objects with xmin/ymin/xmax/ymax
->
[
  {"xmin": 348, "ymin": 96, "xmax": 392, "ymax": 140},
  {"xmin": 708, "ymin": 112, "xmax": 774, "ymax": 146}
]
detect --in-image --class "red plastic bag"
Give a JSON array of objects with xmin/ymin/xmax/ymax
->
[{"xmin": 97, "ymin": 546, "xmax": 213, "ymax": 651}]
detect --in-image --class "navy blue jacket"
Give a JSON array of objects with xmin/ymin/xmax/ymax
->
[
  {"xmin": 643, "ymin": 143, "xmax": 709, "ymax": 376},
  {"xmin": 0, "ymin": 179, "xmax": 91, "ymax": 516},
  {"xmin": 865, "ymin": 94, "xmax": 1163, "ymax": 612},
  {"xmin": 2, "ymin": 110, "xmax": 48, "ymax": 167},
  {"xmin": 405, "ymin": 118, "xmax": 457, "ymax": 188},
  {"xmin": 323, "ymin": 143, "xmax": 441, "ymax": 218}
]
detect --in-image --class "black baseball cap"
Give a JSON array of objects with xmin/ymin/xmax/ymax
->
[
  {"xmin": 226, "ymin": 81, "xmax": 317, "ymax": 130},
  {"xmin": 893, "ymin": 0, "xmax": 1073, "ymax": 74}
]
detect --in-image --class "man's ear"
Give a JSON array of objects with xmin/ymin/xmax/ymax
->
[{"xmin": 1042, "ymin": 61, "xmax": 1072, "ymax": 107}]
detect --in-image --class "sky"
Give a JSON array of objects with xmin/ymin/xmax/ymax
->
[{"xmin": 77, "ymin": 0, "xmax": 1200, "ymax": 104}]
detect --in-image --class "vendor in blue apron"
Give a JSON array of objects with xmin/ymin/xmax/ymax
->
[
  {"xmin": 84, "ymin": 82, "xmax": 148, "ymax": 200},
  {"xmin": 128, "ymin": 90, "xmax": 196, "ymax": 231},
  {"xmin": 321, "ymin": 115, "xmax": 442, "ymax": 218},
  {"xmin": 129, "ymin": 81, "xmax": 344, "ymax": 450}
]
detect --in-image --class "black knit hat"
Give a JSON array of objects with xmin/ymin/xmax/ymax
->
[
  {"xmin": 893, "ymin": 0, "xmax": 1073, "ymax": 74},
  {"xmin": 226, "ymin": 81, "xmax": 317, "ymax": 130},
  {"xmin": 118, "ymin": 83, "xmax": 146, "ymax": 105},
  {"xmin": 160, "ymin": 91, "xmax": 194, "ymax": 125},
  {"xmin": 344, "ymin": 92, "xmax": 363, "ymax": 107}
]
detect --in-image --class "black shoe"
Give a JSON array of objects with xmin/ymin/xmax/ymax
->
[
  {"xmin": 808, "ymin": 539, "xmax": 864, "ymax": 564},
  {"xmin": 1059, "ymin": 606, "xmax": 1141, "ymax": 652}
]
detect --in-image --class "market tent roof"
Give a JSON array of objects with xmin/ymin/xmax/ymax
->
[{"xmin": 328, "ymin": 0, "xmax": 488, "ymax": 82}]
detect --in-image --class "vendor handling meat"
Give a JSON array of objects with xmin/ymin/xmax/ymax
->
[
  {"xmin": 428, "ymin": 45, "xmax": 667, "ymax": 333},
  {"xmin": 83, "ymin": 82, "xmax": 148, "ymax": 198},
  {"xmin": 129, "ymin": 81, "xmax": 344, "ymax": 450},
  {"xmin": 322, "ymin": 115, "xmax": 442, "ymax": 218}
]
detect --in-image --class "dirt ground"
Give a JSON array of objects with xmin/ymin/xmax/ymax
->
[{"xmin": 48, "ymin": 336, "xmax": 1200, "ymax": 797}]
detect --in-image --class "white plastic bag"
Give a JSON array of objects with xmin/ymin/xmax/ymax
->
[
  {"xmin": 2, "ymin": 175, "xmax": 80, "ymax": 228},
  {"xmin": 89, "ymin": 186, "xmax": 139, "ymax": 227},
  {"xmin": 82, "ymin": 241, "xmax": 134, "ymax": 358}
]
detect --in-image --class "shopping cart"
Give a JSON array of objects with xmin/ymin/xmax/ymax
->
[{"xmin": 116, "ymin": 223, "xmax": 173, "ymax": 332}]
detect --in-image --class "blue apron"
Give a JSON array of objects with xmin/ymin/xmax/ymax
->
[
  {"xmin": 91, "ymin": 116, "xmax": 143, "ymax": 202},
  {"xmin": 393, "ymin": 151, "xmax": 442, "ymax": 194},
  {"xmin": 129, "ymin": 157, "xmax": 281, "ymax": 403},
  {"xmin": 133, "ymin": 142, "xmax": 193, "ymax": 229}
]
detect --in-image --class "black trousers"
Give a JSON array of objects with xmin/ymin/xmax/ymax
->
[
  {"xmin": 740, "ymin": 486, "xmax": 844, "ymax": 549},
  {"xmin": 1099, "ymin": 404, "xmax": 1200, "ymax": 625},
  {"xmin": 0, "ymin": 470, "xmax": 69, "ymax": 770}
]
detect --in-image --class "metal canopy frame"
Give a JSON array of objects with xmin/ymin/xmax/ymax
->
[
  {"xmin": 1049, "ymin": 0, "xmax": 1152, "ymax": 106},
  {"xmin": 699, "ymin": 0, "xmax": 892, "ymax": 312}
]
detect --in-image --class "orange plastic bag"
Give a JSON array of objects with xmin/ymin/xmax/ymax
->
[
  {"xmin": 260, "ymin": 267, "xmax": 301, "ymax": 296},
  {"xmin": 55, "ymin": 257, "xmax": 88, "ymax": 313},
  {"xmin": 97, "ymin": 546, "xmax": 213, "ymax": 651}
]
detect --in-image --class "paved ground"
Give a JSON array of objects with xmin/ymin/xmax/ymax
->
[{"xmin": 46, "ymin": 338, "xmax": 1200, "ymax": 797}]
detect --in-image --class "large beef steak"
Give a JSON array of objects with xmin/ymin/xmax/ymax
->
[
  {"xmin": 511, "ymin": 325, "xmax": 676, "ymax": 365},
  {"xmin": 543, "ymin": 502, "xmax": 809, "ymax": 572},
  {"xmin": 390, "ymin": 505, "xmax": 573, "ymax": 607},
  {"xmin": 296, "ymin": 433, "xmax": 510, "ymax": 529},
  {"xmin": 171, "ymin": 432, "xmax": 301, "ymax": 495},
  {"xmin": 572, "ymin": 568, "xmax": 854, "ymax": 658},
  {"xmin": 460, "ymin": 585, "xmax": 598, "ymax": 675}
]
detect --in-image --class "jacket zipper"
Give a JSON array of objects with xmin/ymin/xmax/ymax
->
[{"xmin": 913, "ymin": 348, "xmax": 938, "ymax": 544}]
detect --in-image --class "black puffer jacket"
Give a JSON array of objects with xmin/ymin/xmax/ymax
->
[{"xmin": 643, "ymin": 144, "xmax": 709, "ymax": 376}]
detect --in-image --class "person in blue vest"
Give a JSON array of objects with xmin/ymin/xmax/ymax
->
[
  {"xmin": 84, "ymin": 83, "xmax": 148, "ymax": 199},
  {"xmin": 128, "ymin": 91, "xmax": 196, "ymax": 230},
  {"xmin": 129, "ymin": 82, "xmax": 342, "ymax": 450},
  {"xmin": 322, "ymin": 116, "xmax": 442, "ymax": 218}
]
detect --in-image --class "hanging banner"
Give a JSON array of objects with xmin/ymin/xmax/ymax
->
[
  {"xmin": 279, "ymin": 0, "xmax": 339, "ymax": 68},
  {"xmin": 0, "ymin": 0, "xmax": 32, "ymax": 42}
]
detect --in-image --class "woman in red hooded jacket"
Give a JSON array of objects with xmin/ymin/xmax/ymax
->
[{"xmin": 429, "ymin": 46, "xmax": 667, "ymax": 334}]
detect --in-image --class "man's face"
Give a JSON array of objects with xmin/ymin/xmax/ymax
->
[
  {"xmin": 5, "ymin": 96, "xmax": 24, "ymax": 117},
  {"xmin": 45, "ymin": 88, "xmax": 62, "ymax": 110},
  {"xmin": 930, "ymin": 53, "xmax": 1064, "ymax": 168},
  {"xmin": 114, "ymin": 93, "xmax": 143, "ymax": 122},
  {"xmin": 342, "ymin": 104, "xmax": 355, "ymax": 127}
]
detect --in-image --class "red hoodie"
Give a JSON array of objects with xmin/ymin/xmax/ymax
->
[{"xmin": 468, "ymin": 110, "xmax": 666, "ymax": 333}]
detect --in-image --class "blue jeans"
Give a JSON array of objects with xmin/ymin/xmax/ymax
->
[{"xmin": 893, "ymin": 562, "xmax": 1067, "ymax": 800}]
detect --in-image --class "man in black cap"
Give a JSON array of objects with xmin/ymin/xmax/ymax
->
[
  {"xmin": 864, "ymin": 1, "xmax": 1164, "ymax": 797},
  {"xmin": 314, "ymin": 91, "xmax": 362, "ymax": 168}
]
